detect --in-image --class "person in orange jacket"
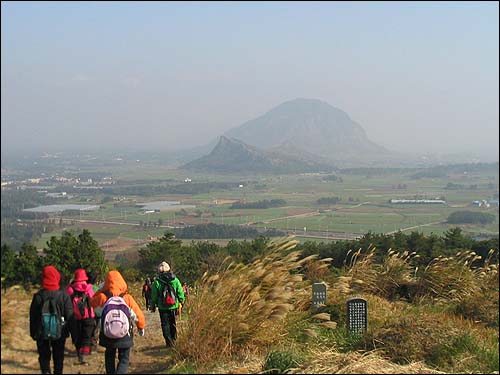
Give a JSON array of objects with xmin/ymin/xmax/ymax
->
[{"xmin": 90, "ymin": 270, "xmax": 146, "ymax": 374}]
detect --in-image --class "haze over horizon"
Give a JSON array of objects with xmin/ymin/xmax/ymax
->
[{"xmin": 1, "ymin": 1, "xmax": 499, "ymax": 162}]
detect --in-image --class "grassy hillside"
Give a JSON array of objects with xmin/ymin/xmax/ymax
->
[{"xmin": 1, "ymin": 237, "xmax": 498, "ymax": 374}]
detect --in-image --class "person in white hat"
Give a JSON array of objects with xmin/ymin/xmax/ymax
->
[{"xmin": 150, "ymin": 261, "xmax": 185, "ymax": 348}]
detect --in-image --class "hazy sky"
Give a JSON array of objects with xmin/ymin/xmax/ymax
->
[{"xmin": 1, "ymin": 1, "xmax": 499, "ymax": 159}]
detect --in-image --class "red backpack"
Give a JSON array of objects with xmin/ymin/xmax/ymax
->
[{"xmin": 72, "ymin": 290, "xmax": 92, "ymax": 320}]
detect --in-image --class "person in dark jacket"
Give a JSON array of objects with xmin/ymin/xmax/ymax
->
[
  {"xmin": 90, "ymin": 270, "xmax": 146, "ymax": 374},
  {"xmin": 65, "ymin": 268, "xmax": 96, "ymax": 364},
  {"xmin": 30, "ymin": 265, "xmax": 74, "ymax": 374},
  {"xmin": 150, "ymin": 261, "xmax": 185, "ymax": 348},
  {"xmin": 141, "ymin": 277, "xmax": 152, "ymax": 310}
]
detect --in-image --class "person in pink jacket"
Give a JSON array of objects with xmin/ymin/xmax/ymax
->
[{"xmin": 66, "ymin": 268, "xmax": 96, "ymax": 364}]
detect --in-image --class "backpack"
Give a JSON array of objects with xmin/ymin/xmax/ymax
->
[
  {"xmin": 40, "ymin": 294, "xmax": 63, "ymax": 341},
  {"xmin": 101, "ymin": 292, "xmax": 132, "ymax": 339},
  {"xmin": 160, "ymin": 281, "xmax": 176, "ymax": 307},
  {"xmin": 72, "ymin": 290, "xmax": 92, "ymax": 320}
]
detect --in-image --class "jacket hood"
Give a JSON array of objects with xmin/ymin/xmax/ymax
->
[
  {"xmin": 42, "ymin": 265, "xmax": 61, "ymax": 291},
  {"xmin": 159, "ymin": 272, "xmax": 176, "ymax": 283},
  {"xmin": 103, "ymin": 270, "xmax": 128, "ymax": 296}
]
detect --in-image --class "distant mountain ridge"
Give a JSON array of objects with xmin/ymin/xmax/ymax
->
[
  {"xmin": 180, "ymin": 98, "xmax": 402, "ymax": 172},
  {"xmin": 181, "ymin": 136, "xmax": 334, "ymax": 173}
]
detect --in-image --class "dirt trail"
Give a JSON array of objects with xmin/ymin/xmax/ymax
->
[{"xmin": 1, "ymin": 286, "xmax": 181, "ymax": 374}]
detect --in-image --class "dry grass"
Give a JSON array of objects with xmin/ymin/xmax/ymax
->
[
  {"xmin": 289, "ymin": 349, "xmax": 444, "ymax": 374},
  {"xmin": 336, "ymin": 247, "xmax": 498, "ymax": 310},
  {"xmin": 417, "ymin": 249, "xmax": 499, "ymax": 327},
  {"xmin": 418, "ymin": 250, "xmax": 483, "ymax": 303},
  {"xmin": 335, "ymin": 247, "xmax": 419, "ymax": 301},
  {"xmin": 175, "ymin": 236, "xmax": 318, "ymax": 365}
]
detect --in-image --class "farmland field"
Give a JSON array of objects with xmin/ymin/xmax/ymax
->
[{"xmin": 20, "ymin": 163, "xmax": 497, "ymax": 262}]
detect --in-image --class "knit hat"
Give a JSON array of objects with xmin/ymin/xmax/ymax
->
[
  {"xmin": 158, "ymin": 261, "xmax": 170, "ymax": 273},
  {"xmin": 42, "ymin": 265, "xmax": 61, "ymax": 291},
  {"xmin": 74, "ymin": 268, "xmax": 88, "ymax": 282}
]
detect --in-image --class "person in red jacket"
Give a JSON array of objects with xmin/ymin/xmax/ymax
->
[
  {"xmin": 90, "ymin": 270, "xmax": 146, "ymax": 374},
  {"xmin": 30, "ymin": 265, "xmax": 74, "ymax": 374}
]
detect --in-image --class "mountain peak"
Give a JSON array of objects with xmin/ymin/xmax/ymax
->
[{"xmin": 224, "ymin": 98, "xmax": 389, "ymax": 164}]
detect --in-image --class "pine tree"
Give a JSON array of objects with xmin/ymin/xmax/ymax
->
[{"xmin": 1, "ymin": 244, "xmax": 16, "ymax": 289}]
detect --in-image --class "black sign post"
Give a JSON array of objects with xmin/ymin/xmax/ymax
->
[
  {"xmin": 312, "ymin": 282, "xmax": 327, "ymax": 308},
  {"xmin": 346, "ymin": 297, "xmax": 367, "ymax": 334}
]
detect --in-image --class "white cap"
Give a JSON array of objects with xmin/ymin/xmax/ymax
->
[{"xmin": 158, "ymin": 261, "xmax": 170, "ymax": 273}]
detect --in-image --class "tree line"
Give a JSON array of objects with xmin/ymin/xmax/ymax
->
[
  {"xmin": 230, "ymin": 199, "xmax": 287, "ymax": 209},
  {"xmin": 316, "ymin": 196, "xmax": 341, "ymax": 205},
  {"xmin": 1, "ymin": 227, "xmax": 497, "ymax": 291},
  {"xmin": 101, "ymin": 182, "xmax": 236, "ymax": 196},
  {"xmin": 1, "ymin": 229, "xmax": 107, "ymax": 290},
  {"xmin": 447, "ymin": 211, "xmax": 496, "ymax": 225},
  {"xmin": 173, "ymin": 223, "xmax": 285, "ymax": 239}
]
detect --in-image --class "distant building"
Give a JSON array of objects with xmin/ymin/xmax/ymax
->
[
  {"xmin": 46, "ymin": 192, "xmax": 70, "ymax": 198},
  {"xmin": 390, "ymin": 199, "xmax": 446, "ymax": 204},
  {"xmin": 472, "ymin": 200, "xmax": 493, "ymax": 208}
]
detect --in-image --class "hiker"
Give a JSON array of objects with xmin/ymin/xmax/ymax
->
[
  {"xmin": 141, "ymin": 278, "xmax": 152, "ymax": 310},
  {"xmin": 87, "ymin": 270, "xmax": 101, "ymax": 350},
  {"xmin": 90, "ymin": 270, "xmax": 146, "ymax": 374},
  {"xmin": 66, "ymin": 268, "xmax": 96, "ymax": 364},
  {"xmin": 150, "ymin": 261, "xmax": 185, "ymax": 348},
  {"xmin": 29, "ymin": 265, "xmax": 74, "ymax": 375}
]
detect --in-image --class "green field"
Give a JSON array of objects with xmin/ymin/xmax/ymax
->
[{"xmin": 29, "ymin": 165, "xmax": 498, "ymax": 254}]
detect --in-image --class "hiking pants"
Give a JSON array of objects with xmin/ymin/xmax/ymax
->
[
  {"xmin": 37, "ymin": 338, "xmax": 66, "ymax": 374},
  {"xmin": 159, "ymin": 309, "xmax": 177, "ymax": 347},
  {"xmin": 73, "ymin": 318, "xmax": 97, "ymax": 358},
  {"xmin": 105, "ymin": 347, "xmax": 130, "ymax": 374}
]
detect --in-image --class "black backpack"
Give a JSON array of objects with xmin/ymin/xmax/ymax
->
[
  {"xmin": 39, "ymin": 293, "xmax": 63, "ymax": 341},
  {"xmin": 160, "ymin": 281, "xmax": 177, "ymax": 307}
]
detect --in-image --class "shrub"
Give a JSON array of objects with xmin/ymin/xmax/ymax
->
[{"xmin": 263, "ymin": 350, "xmax": 303, "ymax": 373}]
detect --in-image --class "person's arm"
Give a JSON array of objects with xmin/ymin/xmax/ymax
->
[
  {"xmin": 90, "ymin": 290, "xmax": 107, "ymax": 308},
  {"xmin": 29, "ymin": 293, "xmax": 41, "ymax": 340},
  {"xmin": 174, "ymin": 278, "xmax": 185, "ymax": 304},
  {"xmin": 126, "ymin": 295, "xmax": 146, "ymax": 330},
  {"xmin": 61, "ymin": 291, "xmax": 75, "ymax": 342},
  {"xmin": 86, "ymin": 284, "xmax": 95, "ymax": 298},
  {"xmin": 62, "ymin": 291, "xmax": 74, "ymax": 322},
  {"xmin": 65, "ymin": 284, "xmax": 74, "ymax": 296},
  {"xmin": 150, "ymin": 282, "xmax": 158, "ymax": 310}
]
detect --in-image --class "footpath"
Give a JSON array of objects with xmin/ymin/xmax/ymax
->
[{"xmin": 1, "ymin": 287, "xmax": 177, "ymax": 374}]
